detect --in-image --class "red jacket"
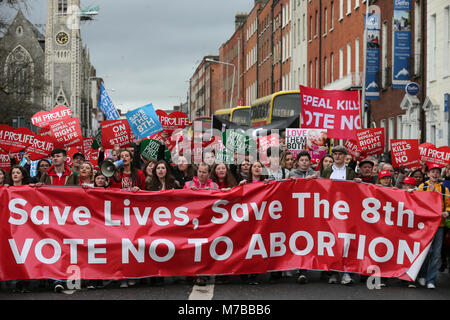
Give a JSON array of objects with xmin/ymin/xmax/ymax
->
[
  {"xmin": 183, "ymin": 176, "xmax": 218, "ymax": 190},
  {"xmin": 41, "ymin": 164, "xmax": 77, "ymax": 185}
]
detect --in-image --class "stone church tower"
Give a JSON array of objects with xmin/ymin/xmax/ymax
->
[
  {"xmin": 0, "ymin": 10, "xmax": 45, "ymax": 107},
  {"xmin": 44, "ymin": 0, "xmax": 94, "ymax": 134}
]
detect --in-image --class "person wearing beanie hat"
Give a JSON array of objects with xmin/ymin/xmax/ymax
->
[{"xmin": 416, "ymin": 163, "xmax": 450, "ymax": 289}]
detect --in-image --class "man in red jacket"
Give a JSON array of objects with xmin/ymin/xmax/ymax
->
[
  {"xmin": 39, "ymin": 148, "xmax": 78, "ymax": 185},
  {"xmin": 36, "ymin": 148, "xmax": 78, "ymax": 293}
]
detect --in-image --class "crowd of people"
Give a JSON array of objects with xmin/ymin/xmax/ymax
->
[{"xmin": 0, "ymin": 137, "xmax": 449, "ymax": 294}]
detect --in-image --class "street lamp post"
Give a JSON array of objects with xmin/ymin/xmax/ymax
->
[{"xmin": 205, "ymin": 58, "xmax": 236, "ymax": 109}]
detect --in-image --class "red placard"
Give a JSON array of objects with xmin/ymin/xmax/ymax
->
[
  {"xmin": 26, "ymin": 134, "xmax": 56, "ymax": 161},
  {"xmin": 0, "ymin": 149, "xmax": 11, "ymax": 172},
  {"xmin": 0, "ymin": 125, "xmax": 36, "ymax": 153},
  {"xmin": 101, "ymin": 119, "xmax": 132, "ymax": 149},
  {"xmin": 31, "ymin": 106, "xmax": 72, "ymax": 129},
  {"xmin": 391, "ymin": 139, "xmax": 420, "ymax": 168},
  {"xmin": 419, "ymin": 143, "xmax": 450, "ymax": 167},
  {"xmin": 300, "ymin": 85, "xmax": 361, "ymax": 140},
  {"xmin": 49, "ymin": 118, "xmax": 83, "ymax": 149},
  {"xmin": 356, "ymin": 128, "xmax": 385, "ymax": 156},
  {"xmin": 155, "ymin": 110, "xmax": 190, "ymax": 136},
  {"xmin": 0, "ymin": 180, "xmax": 441, "ymax": 282}
]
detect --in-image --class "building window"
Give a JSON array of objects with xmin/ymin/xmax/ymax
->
[
  {"xmin": 347, "ymin": 0, "xmax": 351, "ymax": 15},
  {"xmin": 324, "ymin": 7, "xmax": 328, "ymax": 35},
  {"xmin": 355, "ymin": 38, "xmax": 360, "ymax": 73},
  {"xmin": 430, "ymin": 14, "xmax": 437, "ymax": 81},
  {"xmin": 58, "ymin": 0, "xmax": 68, "ymax": 14},
  {"xmin": 330, "ymin": 1, "xmax": 335, "ymax": 30},
  {"xmin": 303, "ymin": 14, "xmax": 306, "ymax": 41},
  {"xmin": 315, "ymin": 10, "xmax": 318, "ymax": 37},
  {"xmin": 388, "ymin": 117, "xmax": 394, "ymax": 149},
  {"xmin": 339, "ymin": 48, "xmax": 344, "ymax": 78},
  {"xmin": 347, "ymin": 43, "xmax": 351, "ymax": 75},
  {"xmin": 339, "ymin": 0, "xmax": 344, "ymax": 20},
  {"xmin": 315, "ymin": 58, "xmax": 318, "ymax": 88},
  {"xmin": 330, "ymin": 53, "xmax": 334, "ymax": 82},
  {"xmin": 324, "ymin": 56, "xmax": 328, "ymax": 85},
  {"xmin": 414, "ymin": 0, "xmax": 422, "ymax": 76},
  {"xmin": 310, "ymin": 61, "xmax": 313, "ymax": 87},
  {"xmin": 445, "ymin": 6, "xmax": 450, "ymax": 76},
  {"xmin": 397, "ymin": 115, "xmax": 403, "ymax": 139}
]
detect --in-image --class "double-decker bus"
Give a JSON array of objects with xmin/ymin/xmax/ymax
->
[
  {"xmin": 215, "ymin": 106, "xmax": 251, "ymax": 126},
  {"xmin": 250, "ymin": 90, "xmax": 301, "ymax": 127}
]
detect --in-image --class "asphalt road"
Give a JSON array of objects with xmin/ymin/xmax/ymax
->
[{"xmin": 1, "ymin": 271, "xmax": 450, "ymax": 301}]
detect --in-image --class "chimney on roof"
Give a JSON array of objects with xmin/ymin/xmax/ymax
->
[{"xmin": 235, "ymin": 13, "xmax": 248, "ymax": 30}]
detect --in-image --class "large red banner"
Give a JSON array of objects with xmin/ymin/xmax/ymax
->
[
  {"xmin": 0, "ymin": 180, "xmax": 441, "ymax": 281},
  {"xmin": 300, "ymin": 85, "xmax": 361, "ymax": 140}
]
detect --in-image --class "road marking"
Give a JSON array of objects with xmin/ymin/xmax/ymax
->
[{"xmin": 189, "ymin": 281, "xmax": 215, "ymax": 300}]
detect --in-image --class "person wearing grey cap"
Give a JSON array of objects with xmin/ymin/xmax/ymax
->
[
  {"xmin": 320, "ymin": 145, "xmax": 357, "ymax": 285},
  {"xmin": 321, "ymin": 146, "xmax": 357, "ymax": 181}
]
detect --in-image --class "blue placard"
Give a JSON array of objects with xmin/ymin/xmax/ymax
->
[
  {"xmin": 126, "ymin": 104, "xmax": 163, "ymax": 139},
  {"xmin": 392, "ymin": 1, "xmax": 411, "ymax": 89},
  {"xmin": 98, "ymin": 83, "xmax": 121, "ymax": 120},
  {"xmin": 365, "ymin": 13, "xmax": 380, "ymax": 100}
]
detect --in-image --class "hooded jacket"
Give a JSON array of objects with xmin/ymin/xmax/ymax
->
[{"xmin": 40, "ymin": 164, "xmax": 78, "ymax": 186}]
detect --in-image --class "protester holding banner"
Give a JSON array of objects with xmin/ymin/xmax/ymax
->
[
  {"xmin": 143, "ymin": 160, "xmax": 157, "ymax": 187},
  {"xmin": 265, "ymin": 148, "xmax": 291, "ymax": 180},
  {"xmin": 316, "ymin": 154, "xmax": 334, "ymax": 177},
  {"xmin": 410, "ymin": 168, "xmax": 425, "ymax": 187},
  {"xmin": 0, "ymin": 168, "xmax": 6, "ymax": 185},
  {"xmin": 239, "ymin": 161, "xmax": 268, "ymax": 186},
  {"xmin": 147, "ymin": 160, "xmax": 180, "ymax": 191},
  {"xmin": 5, "ymin": 165, "xmax": 30, "ymax": 186},
  {"xmin": 443, "ymin": 164, "xmax": 450, "ymax": 181},
  {"xmin": 109, "ymin": 149, "xmax": 146, "ymax": 191},
  {"xmin": 172, "ymin": 155, "xmax": 196, "ymax": 187},
  {"xmin": 78, "ymin": 162, "xmax": 95, "ymax": 187},
  {"xmin": 354, "ymin": 159, "xmax": 377, "ymax": 184},
  {"xmin": 321, "ymin": 146, "xmax": 357, "ymax": 181},
  {"xmin": 417, "ymin": 164, "xmax": 450, "ymax": 289},
  {"xmin": 183, "ymin": 162, "xmax": 218, "ymax": 191},
  {"xmin": 30, "ymin": 159, "xmax": 51, "ymax": 184},
  {"xmin": 291, "ymin": 151, "xmax": 318, "ymax": 180},
  {"xmin": 210, "ymin": 163, "xmax": 237, "ymax": 192},
  {"xmin": 280, "ymin": 151, "xmax": 295, "ymax": 174},
  {"xmin": 94, "ymin": 172, "xmax": 109, "ymax": 188},
  {"xmin": 376, "ymin": 170, "xmax": 394, "ymax": 188},
  {"xmin": 321, "ymin": 145, "xmax": 357, "ymax": 285},
  {"xmin": 39, "ymin": 148, "xmax": 79, "ymax": 186},
  {"xmin": 71, "ymin": 152, "xmax": 85, "ymax": 175},
  {"xmin": 182, "ymin": 162, "xmax": 218, "ymax": 286}
]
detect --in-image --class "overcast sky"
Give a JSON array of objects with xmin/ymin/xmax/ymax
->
[{"xmin": 7, "ymin": 0, "xmax": 255, "ymax": 113}]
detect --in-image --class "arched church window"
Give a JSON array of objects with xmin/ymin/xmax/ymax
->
[
  {"xmin": 16, "ymin": 26, "xmax": 23, "ymax": 36},
  {"xmin": 4, "ymin": 45, "xmax": 34, "ymax": 102}
]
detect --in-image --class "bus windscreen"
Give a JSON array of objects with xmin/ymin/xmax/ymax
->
[
  {"xmin": 272, "ymin": 93, "xmax": 301, "ymax": 119},
  {"xmin": 232, "ymin": 108, "xmax": 250, "ymax": 126}
]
